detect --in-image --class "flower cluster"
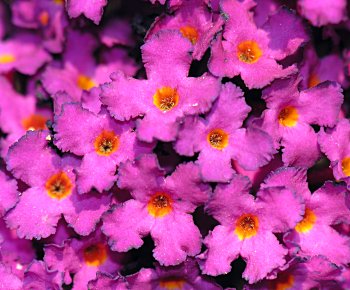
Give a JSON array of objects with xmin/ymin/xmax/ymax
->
[{"xmin": 0, "ymin": 0, "xmax": 350, "ymax": 289}]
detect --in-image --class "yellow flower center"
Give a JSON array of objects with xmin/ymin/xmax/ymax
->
[
  {"xmin": 21, "ymin": 114, "xmax": 47, "ymax": 131},
  {"xmin": 295, "ymin": 208, "xmax": 316, "ymax": 233},
  {"xmin": 278, "ymin": 106, "xmax": 299, "ymax": 127},
  {"xmin": 83, "ymin": 243, "xmax": 108, "ymax": 267},
  {"xmin": 179, "ymin": 26, "xmax": 199, "ymax": 44},
  {"xmin": 153, "ymin": 87, "xmax": 179, "ymax": 112},
  {"xmin": 147, "ymin": 193, "xmax": 173, "ymax": 218},
  {"xmin": 0, "ymin": 53, "xmax": 15, "ymax": 64},
  {"xmin": 45, "ymin": 172, "xmax": 73, "ymax": 200},
  {"xmin": 207, "ymin": 129, "xmax": 229, "ymax": 150},
  {"xmin": 94, "ymin": 130, "xmax": 119, "ymax": 156},
  {"xmin": 237, "ymin": 40, "xmax": 262, "ymax": 64},
  {"xmin": 77, "ymin": 75, "xmax": 96, "ymax": 91},
  {"xmin": 341, "ymin": 157, "xmax": 350, "ymax": 176},
  {"xmin": 234, "ymin": 214, "xmax": 259, "ymax": 240},
  {"xmin": 159, "ymin": 278, "xmax": 185, "ymax": 290}
]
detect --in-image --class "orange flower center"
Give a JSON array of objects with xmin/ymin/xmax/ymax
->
[
  {"xmin": 207, "ymin": 129, "xmax": 229, "ymax": 150},
  {"xmin": 77, "ymin": 75, "xmax": 96, "ymax": 91},
  {"xmin": 308, "ymin": 73, "xmax": 320, "ymax": 88},
  {"xmin": 341, "ymin": 157, "xmax": 350, "ymax": 176},
  {"xmin": 237, "ymin": 40, "xmax": 262, "ymax": 64},
  {"xmin": 0, "ymin": 53, "xmax": 15, "ymax": 64},
  {"xmin": 278, "ymin": 106, "xmax": 299, "ymax": 127},
  {"xmin": 147, "ymin": 193, "xmax": 173, "ymax": 218},
  {"xmin": 21, "ymin": 114, "xmax": 47, "ymax": 131},
  {"xmin": 159, "ymin": 278, "xmax": 186, "ymax": 289},
  {"xmin": 45, "ymin": 172, "xmax": 73, "ymax": 200},
  {"xmin": 153, "ymin": 87, "xmax": 179, "ymax": 112},
  {"xmin": 234, "ymin": 214, "xmax": 259, "ymax": 240},
  {"xmin": 94, "ymin": 130, "xmax": 119, "ymax": 156},
  {"xmin": 39, "ymin": 11, "xmax": 50, "ymax": 26},
  {"xmin": 83, "ymin": 243, "xmax": 108, "ymax": 267},
  {"xmin": 272, "ymin": 273, "xmax": 295, "ymax": 290},
  {"xmin": 295, "ymin": 208, "xmax": 316, "ymax": 233},
  {"xmin": 179, "ymin": 26, "xmax": 199, "ymax": 44},
  {"xmin": 53, "ymin": 0, "xmax": 64, "ymax": 5}
]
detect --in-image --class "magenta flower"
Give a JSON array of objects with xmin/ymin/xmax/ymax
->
[
  {"xmin": 23, "ymin": 260, "xmax": 60, "ymax": 290},
  {"xmin": 0, "ymin": 263, "xmax": 22, "ymax": 290},
  {"xmin": 0, "ymin": 171, "xmax": 18, "ymax": 218},
  {"xmin": 88, "ymin": 273, "xmax": 128, "ymax": 290},
  {"xmin": 146, "ymin": 0, "xmax": 224, "ymax": 60},
  {"xmin": 263, "ymin": 167, "xmax": 350, "ymax": 266},
  {"xmin": 44, "ymin": 229, "xmax": 125, "ymax": 289},
  {"xmin": 319, "ymin": 119, "xmax": 350, "ymax": 187},
  {"xmin": 5, "ymin": 130, "xmax": 112, "ymax": 239},
  {"xmin": 100, "ymin": 19, "xmax": 134, "ymax": 48},
  {"xmin": 102, "ymin": 154, "xmax": 210, "ymax": 266},
  {"xmin": 259, "ymin": 74, "xmax": 343, "ymax": 167},
  {"xmin": 0, "ymin": 33, "xmax": 51, "ymax": 75},
  {"xmin": 198, "ymin": 174, "xmax": 304, "ymax": 283},
  {"xmin": 300, "ymin": 46, "xmax": 349, "ymax": 89},
  {"xmin": 101, "ymin": 30, "xmax": 220, "ymax": 142},
  {"xmin": 42, "ymin": 29, "xmax": 138, "ymax": 101},
  {"xmin": 208, "ymin": 0, "xmax": 306, "ymax": 88},
  {"xmin": 11, "ymin": 0, "xmax": 67, "ymax": 53},
  {"xmin": 246, "ymin": 256, "xmax": 342, "ymax": 290},
  {"xmin": 174, "ymin": 83, "xmax": 275, "ymax": 182},
  {"xmin": 66, "ymin": 0, "xmax": 107, "ymax": 24},
  {"xmin": 127, "ymin": 259, "xmax": 221, "ymax": 290},
  {"xmin": 0, "ymin": 219, "xmax": 35, "ymax": 279},
  {"xmin": 297, "ymin": 0, "xmax": 347, "ymax": 26},
  {"xmin": 283, "ymin": 181, "xmax": 350, "ymax": 266},
  {"xmin": 54, "ymin": 103, "xmax": 154, "ymax": 193}
]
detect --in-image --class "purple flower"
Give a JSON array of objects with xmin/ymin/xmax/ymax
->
[
  {"xmin": 297, "ymin": 0, "xmax": 347, "ymax": 26},
  {"xmin": 102, "ymin": 154, "xmax": 210, "ymax": 266},
  {"xmin": 259, "ymin": 74, "xmax": 343, "ymax": 167},
  {"xmin": 5, "ymin": 130, "xmax": 112, "ymax": 239},
  {"xmin": 174, "ymin": 83, "xmax": 275, "ymax": 182},
  {"xmin": 208, "ymin": 0, "xmax": 303, "ymax": 89},
  {"xmin": 44, "ymin": 229, "xmax": 125, "ymax": 289},
  {"xmin": 283, "ymin": 181, "xmax": 350, "ymax": 266},
  {"xmin": 319, "ymin": 119, "xmax": 350, "ymax": 187},
  {"xmin": 66, "ymin": 0, "xmax": 107, "ymax": 24},
  {"xmin": 246, "ymin": 256, "xmax": 342, "ymax": 290},
  {"xmin": 127, "ymin": 259, "xmax": 221, "ymax": 290},
  {"xmin": 0, "ymin": 33, "xmax": 51, "ymax": 75},
  {"xmin": 263, "ymin": 167, "xmax": 350, "ymax": 266},
  {"xmin": 23, "ymin": 260, "xmax": 60, "ymax": 290},
  {"xmin": 88, "ymin": 273, "xmax": 128, "ymax": 290},
  {"xmin": 146, "ymin": 0, "xmax": 224, "ymax": 60},
  {"xmin": 54, "ymin": 103, "xmax": 154, "ymax": 193},
  {"xmin": 198, "ymin": 174, "xmax": 304, "ymax": 283},
  {"xmin": 0, "ymin": 263, "xmax": 22, "ymax": 290},
  {"xmin": 101, "ymin": 30, "xmax": 220, "ymax": 142},
  {"xmin": 11, "ymin": 0, "xmax": 68, "ymax": 53},
  {"xmin": 42, "ymin": 29, "xmax": 138, "ymax": 101}
]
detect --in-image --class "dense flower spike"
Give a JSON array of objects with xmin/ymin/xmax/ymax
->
[
  {"xmin": 101, "ymin": 30, "xmax": 220, "ymax": 142},
  {"xmin": 102, "ymin": 154, "xmax": 210, "ymax": 266},
  {"xmin": 199, "ymin": 174, "xmax": 304, "ymax": 283},
  {"xmin": 0, "ymin": 0, "xmax": 349, "ymax": 288}
]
